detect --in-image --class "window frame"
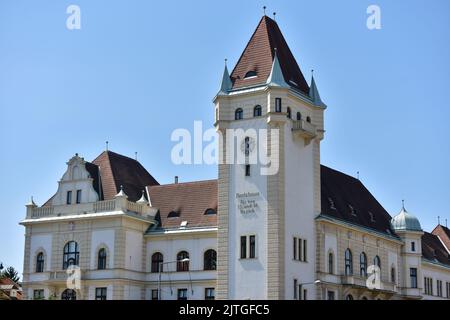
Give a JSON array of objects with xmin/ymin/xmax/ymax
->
[
  {"xmin": 235, "ymin": 108, "xmax": 243, "ymax": 120},
  {"xmin": 177, "ymin": 288, "xmax": 188, "ymax": 300},
  {"xmin": 275, "ymin": 98, "xmax": 282, "ymax": 112},
  {"xmin": 151, "ymin": 252, "xmax": 164, "ymax": 273},
  {"xmin": 328, "ymin": 251, "xmax": 334, "ymax": 274},
  {"xmin": 360, "ymin": 252, "xmax": 367, "ymax": 277},
  {"xmin": 97, "ymin": 248, "xmax": 107, "ymax": 270},
  {"xmin": 249, "ymin": 235, "xmax": 256, "ymax": 259},
  {"xmin": 205, "ymin": 288, "xmax": 215, "ymax": 300},
  {"xmin": 95, "ymin": 287, "xmax": 107, "ymax": 300},
  {"xmin": 253, "ymin": 105, "xmax": 262, "ymax": 117},
  {"xmin": 203, "ymin": 249, "xmax": 217, "ymax": 271},
  {"xmin": 344, "ymin": 249, "xmax": 353, "ymax": 276},
  {"xmin": 76, "ymin": 189, "xmax": 82, "ymax": 204},
  {"xmin": 176, "ymin": 251, "xmax": 189, "ymax": 272},
  {"xmin": 66, "ymin": 190, "xmax": 72, "ymax": 205},
  {"xmin": 240, "ymin": 236, "xmax": 247, "ymax": 259},
  {"xmin": 410, "ymin": 268, "xmax": 418, "ymax": 288},
  {"xmin": 33, "ymin": 289, "xmax": 44, "ymax": 300},
  {"xmin": 36, "ymin": 252, "xmax": 44, "ymax": 273},
  {"xmin": 63, "ymin": 241, "xmax": 79, "ymax": 270}
]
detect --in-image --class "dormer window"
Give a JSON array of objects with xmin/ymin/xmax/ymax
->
[
  {"xmin": 244, "ymin": 71, "xmax": 257, "ymax": 79},
  {"xmin": 168, "ymin": 211, "xmax": 180, "ymax": 218},
  {"xmin": 204, "ymin": 208, "xmax": 217, "ymax": 215}
]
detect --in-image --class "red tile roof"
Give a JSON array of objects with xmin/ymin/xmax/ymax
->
[
  {"xmin": 92, "ymin": 151, "xmax": 159, "ymax": 202},
  {"xmin": 432, "ymin": 224, "xmax": 450, "ymax": 253},
  {"xmin": 230, "ymin": 15, "xmax": 309, "ymax": 94},
  {"xmin": 422, "ymin": 231, "xmax": 450, "ymax": 266},
  {"xmin": 147, "ymin": 180, "xmax": 217, "ymax": 229}
]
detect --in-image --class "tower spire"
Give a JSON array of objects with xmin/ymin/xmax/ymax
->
[
  {"xmin": 309, "ymin": 71, "xmax": 327, "ymax": 108},
  {"xmin": 218, "ymin": 59, "xmax": 232, "ymax": 95},
  {"xmin": 266, "ymin": 48, "xmax": 289, "ymax": 88}
]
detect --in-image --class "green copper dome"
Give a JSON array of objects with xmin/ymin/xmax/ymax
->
[{"xmin": 391, "ymin": 207, "xmax": 422, "ymax": 232}]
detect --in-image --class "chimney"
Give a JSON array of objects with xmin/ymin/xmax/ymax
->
[{"xmin": 175, "ymin": 176, "xmax": 179, "ymax": 184}]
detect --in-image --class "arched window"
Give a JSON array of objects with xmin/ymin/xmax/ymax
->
[
  {"xmin": 296, "ymin": 112, "xmax": 302, "ymax": 121},
  {"xmin": 374, "ymin": 255, "xmax": 381, "ymax": 271},
  {"xmin": 204, "ymin": 249, "xmax": 217, "ymax": 271},
  {"xmin": 344, "ymin": 249, "xmax": 353, "ymax": 275},
  {"xmin": 151, "ymin": 252, "xmax": 164, "ymax": 273},
  {"xmin": 346, "ymin": 294, "xmax": 354, "ymax": 300},
  {"xmin": 177, "ymin": 251, "xmax": 189, "ymax": 272},
  {"xmin": 97, "ymin": 248, "xmax": 107, "ymax": 270},
  {"xmin": 235, "ymin": 108, "xmax": 243, "ymax": 120},
  {"xmin": 391, "ymin": 266, "xmax": 396, "ymax": 283},
  {"xmin": 253, "ymin": 105, "xmax": 262, "ymax": 117},
  {"xmin": 36, "ymin": 252, "xmax": 44, "ymax": 273},
  {"xmin": 328, "ymin": 251, "xmax": 334, "ymax": 274},
  {"xmin": 61, "ymin": 289, "xmax": 76, "ymax": 300},
  {"xmin": 306, "ymin": 116, "xmax": 311, "ymax": 123},
  {"xmin": 63, "ymin": 241, "xmax": 79, "ymax": 270},
  {"xmin": 360, "ymin": 252, "xmax": 367, "ymax": 277},
  {"xmin": 287, "ymin": 107, "xmax": 291, "ymax": 119}
]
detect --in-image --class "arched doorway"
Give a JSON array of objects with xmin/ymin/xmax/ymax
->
[{"xmin": 61, "ymin": 289, "xmax": 76, "ymax": 300}]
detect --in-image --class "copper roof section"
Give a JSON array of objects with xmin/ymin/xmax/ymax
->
[
  {"xmin": 230, "ymin": 15, "xmax": 309, "ymax": 94},
  {"xmin": 147, "ymin": 180, "xmax": 217, "ymax": 229}
]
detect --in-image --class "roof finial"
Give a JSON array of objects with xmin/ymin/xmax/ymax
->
[
  {"xmin": 311, "ymin": 69, "xmax": 314, "ymax": 76},
  {"xmin": 446, "ymin": 219, "xmax": 448, "ymax": 228},
  {"xmin": 273, "ymin": 12, "xmax": 276, "ymax": 21},
  {"xmin": 224, "ymin": 58, "xmax": 227, "ymax": 66},
  {"xmin": 357, "ymin": 171, "xmax": 359, "ymax": 180},
  {"xmin": 402, "ymin": 199, "xmax": 405, "ymax": 210},
  {"xmin": 135, "ymin": 152, "xmax": 138, "ymax": 161},
  {"xmin": 438, "ymin": 215, "xmax": 441, "ymax": 225},
  {"xmin": 106, "ymin": 141, "xmax": 109, "ymax": 151},
  {"xmin": 263, "ymin": 6, "xmax": 266, "ymax": 16}
]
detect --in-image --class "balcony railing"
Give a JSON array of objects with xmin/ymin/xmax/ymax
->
[
  {"xmin": 292, "ymin": 120, "xmax": 316, "ymax": 143},
  {"xmin": 28, "ymin": 198, "xmax": 153, "ymax": 220}
]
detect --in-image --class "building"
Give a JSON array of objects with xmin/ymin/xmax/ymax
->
[
  {"xmin": 0, "ymin": 277, "xmax": 23, "ymax": 300},
  {"xmin": 20, "ymin": 15, "xmax": 450, "ymax": 300}
]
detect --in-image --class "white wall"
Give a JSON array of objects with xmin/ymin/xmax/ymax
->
[
  {"xmin": 125, "ymin": 230, "xmax": 143, "ymax": 271},
  {"xmin": 90, "ymin": 229, "xmax": 115, "ymax": 269},
  {"xmin": 29, "ymin": 234, "xmax": 52, "ymax": 272},
  {"xmin": 228, "ymin": 117, "xmax": 268, "ymax": 299},
  {"xmin": 284, "ymin": 120, "xmax": 316, "ymax": 300}
]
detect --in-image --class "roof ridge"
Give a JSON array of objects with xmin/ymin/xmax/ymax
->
[{"xmin": 149, "ymin": 179, "xmax": 218, "ymax": 188}]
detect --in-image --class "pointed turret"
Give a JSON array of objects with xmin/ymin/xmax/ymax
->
[
  {"xmin": 218, "ymin": 61, "xmax": 232, "ymax": 95},
  {"xmin": 266, "ymin": 49, "xmax": 289, "ymax": 88},
  {"xmin": 309, "ymin": 74, "xmax": 327, "ymax": 108}
]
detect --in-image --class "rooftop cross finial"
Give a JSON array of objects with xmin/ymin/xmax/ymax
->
[
  {"xmin": 402, "ymin": 199, "xmax": 405, "ymax": 210},
  {"xmin": 438, "ymin": 215, "xmax": 441, "ymax": 225},
  {"xmin": 106, "ymin": 141, "xmax": 109, "ymax": 151},
  {"xmin": 357, "ymin": 171, "xmax": 360, "ymax": 180},
  {"xmin": 263, "ymin": 6, "xmax": 266, "ymax": 16},
  {"xmin": 311, "ymin": 69, "xmax": 314, "ymax": 76},
  {"xmin": 224, "ymin": 58, "xmax": 227, "ymax": 66},
  {"xmin": 273, "ymin": 12, "xmax": 276, "ymax": 20},
  {"xmin": 135, "ymin": 152, "xmax": 138, "ymax": 161}
]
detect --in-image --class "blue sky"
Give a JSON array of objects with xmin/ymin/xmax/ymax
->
[{"xmin": 0, "ymin": 0, "xmax": 449, "ymax": 276}]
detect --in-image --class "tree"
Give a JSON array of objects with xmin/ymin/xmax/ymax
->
[{"xmin": 1, "ymin": 266, "xmax": 20, "ymax": 283}]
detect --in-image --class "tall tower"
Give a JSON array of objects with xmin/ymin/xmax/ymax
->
[{"xmin": 215, "ymin": 15, "xmax": 326, "ymax": 299}]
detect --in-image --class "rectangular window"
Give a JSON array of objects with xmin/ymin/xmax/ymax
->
[
  {"xmin": 327, "ymin": 290, "xmax": 335, "ymax": 300},
  {"xmin": 95, "ymin": 287, "xmax": 107, "ymax": 300},
  {"xmin": 205, "ymin": 288, "xmax": 215, "ymax": 300},
  {"xmin": 437, "ymin": 280, "xmax": 443, "ymax": 297},
  {"xmin": 33, "ymin": 289, "xmax": 44, "ymax": 300},
  {"xmin": 410, "ymin": 268, "xmax": 417, "ymax": 288},
  {"xmin": 298, "ymin": 238, "xmax": 302, "ymax": 261},
  {"xmin": 177, "ymin": 288, "xmax": 188, "ymax": 300},
  {"xmin": 245, "ymin": 164, "xmax": 251, "ymax": 177},
  {"xmin": 151, "ymin": 289, "xmax": 159, "ymax": 300},
  {"xmin": 424, "ymin": 277, "xmax": 433, "ymax": 295},
  {"xmin": 303, "ymin": 239, "xmax": 307, "ymax": 262},
  {"xmin": 66, "ymin": 191, "xmax": 72, "ymax": 205},
  {"xmin": 293, "ymin": 237, "xmax": 297, "ymax": 260},
  {"xmin": 76, "ymin": 190, "xmax": 82, "ymax": 204},
  {"xmin": 293, "ymin": 279, "xmax": 298, "ymax": 300},
  {"xmin": 275, "ymin": 98, "xmax": 282, "ymax": 112},
  {"xmin": 411, "ymin": 241, "xmax": 415, "ymax": 252},
  {"xmin": 240, "ymin": 236, "xmax": 247, "ymax": 259},
  {"xmin": 249, "ymin": 235, "xmax": 256, "ymax": 258}
]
